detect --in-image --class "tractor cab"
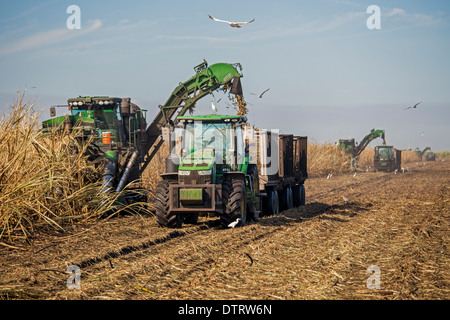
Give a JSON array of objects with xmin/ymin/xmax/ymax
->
[
  {"xmin": 338, "ymin": 139, "xmax": 355, "ymax": 154},
  {"xmin": 66, "ymin": 97, "xmax": 125, "ymax": 147},
  {"xmin": 375, "ymin": 145, "xmax": 394, "ymax": 161},
  {"xmin": 43, "ymin": 96, "xmax": 147, "ymax": 151},
  {"xmin": 68, "ymin": 97, "xmax": 121, "ymax": 129},
  {"xmin": 175, "ymin": 115, "xmax": 248, "ymax": 184},
  {"xmin": 374, "ymin": 145, "xmax": 401, "ymax": 172}
]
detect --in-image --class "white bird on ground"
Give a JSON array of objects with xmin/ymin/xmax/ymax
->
[
  {"xmin": 342, "ymin": 197, "xmax": 349, "ymax": 203},
  {"xmin": 327, "ymin": 173, "xmax": 332, "ymax": 179},
  {"xmin": 208, "ymin": 15, "xmax": 255, "ymax": 28},
  {"xmin": 353, "ymin": 172, "xmax": 357, "ymax": 177},
  {"xmin": 250, "ymin": 88, "xmax": 270, "ymax": 98},
  {"xmin": 228, "ymin": 218, "xmax": 241, "ymax": 228},
  {"xmin": 394, "ymin": 169, "xmax": 398, "ymax": 174}
]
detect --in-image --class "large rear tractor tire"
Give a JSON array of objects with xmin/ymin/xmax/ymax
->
[
  {"xmin": 221, "ymin": 178, "xmax": 247, "ymax": 228},
  {"xmin": 280, "ymin": 186, "xmax": 294, "ymax": 211},
  {"xmin": 264, "ymin": 189, "xmax": 279, "ymax": 215},
  {"xmin": 299, "ymin": 184, "xmax": 306, "ymax": 206},
  {"xmin": 155, "ymin": 180, "xmax": 182, "ymax": 228}
]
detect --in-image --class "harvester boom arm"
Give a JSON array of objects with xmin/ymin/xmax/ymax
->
[
  {"xmin": 354, "ymin": 129, "xmax": 386, "ymax": 158},
  {"xmin": 141, "ymin": 61, "xmax": 244, "ymax": 171}
]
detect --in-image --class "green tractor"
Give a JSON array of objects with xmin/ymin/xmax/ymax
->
[
  {"xmin": 155, "ymin": 114, "xmax": 261, "ymax": 228},
  {"xmin": 424, "ymin": 151, "xmax": 435, "ymax": 161},
  {"xmin": 374, "ymin": 145, "xmax": 402, "ymax": 172},
  {"xmin": 155, "ymin": 114, "xmax": 308, "ymax": 229}
]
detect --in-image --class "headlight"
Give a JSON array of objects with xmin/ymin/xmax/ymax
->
[
  {"xmin": 98, "ymin": 100, "xmax": 104, "ymax": 105},
  {"xmin": 178, "ymin": 171, "xmax": 191, "ymax": 176},
  {"xmin": 197, "ymin": 170, "xmax": 212, "ymax": 176}
]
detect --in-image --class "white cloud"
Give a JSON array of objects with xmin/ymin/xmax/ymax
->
[
  {"xmin": 386, "ymin": 8, "xmax": 406, "ymax": 17},
  {"xmin": 0, "ymin": 19, "xmax": 102, "ymax": 56},
  {"xmin": 385, "ymin": 8, "xmax": 442, "ymax": 26}
]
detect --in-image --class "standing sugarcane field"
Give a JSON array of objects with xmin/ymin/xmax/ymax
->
[{"xmin": 0, "ymin": 1, "xmax": 449, "ymax": 307}]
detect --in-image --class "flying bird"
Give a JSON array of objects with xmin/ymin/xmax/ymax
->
[
  {"xmin": 208, "ymin": 15, "xmax": 255, "ymax": 28},
  {"xmin": 228, "ymin": 218, "xmax": 241, "ymax": 228},
  {"xmin": 250, "ymin": 88, "xmax": 270, "ymax": 98},
  {"xmin": 404, "ymin": 102, "xmax": 421, "ymax": 110}
]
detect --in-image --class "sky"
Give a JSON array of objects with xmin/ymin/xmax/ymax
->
[{"xmin": 0, "ymin": 0, "xmax": 449, "ymax": 151}]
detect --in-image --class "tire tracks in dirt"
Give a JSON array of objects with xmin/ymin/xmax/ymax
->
[
  {"xmin": 307, "ymin": 172, "xmax": 395, "ymax": 202},
  {"xmin": 74, "ymin": 174, "xmax": 393, "ymax": 271},
  {"xmin": 75, "ymin": 220, "xmax": 220, "ymax": 269}
]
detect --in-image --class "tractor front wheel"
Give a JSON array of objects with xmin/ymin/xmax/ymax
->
[
  {"xmin": 155, "ymin": 180, "xmax": 182, "ymax": 228},
  {"xmin": 221, "ymin": 178, "xmax": 247, "ymax": 228}
]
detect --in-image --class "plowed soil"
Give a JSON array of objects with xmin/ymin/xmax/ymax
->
[{"xmin": 1, "ymin": 160, "xmax": 449, "ymax": 300}]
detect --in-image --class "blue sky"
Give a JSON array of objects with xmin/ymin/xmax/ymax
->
[{"xmin": 1, "ymin": 0, "xmax": 449, "ymax": 151}]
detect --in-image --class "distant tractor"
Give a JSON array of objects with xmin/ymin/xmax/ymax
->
[
  {"xmin": 374, "ymin": 145, "xmax": 402, "ymax": 172},
  {"xmin": 424, "ymin": 151, "xmax": 435, "ymax": 161},
  {"xmin": 415, "ymin": 147, "xmax": 432, "ymax": 161}
]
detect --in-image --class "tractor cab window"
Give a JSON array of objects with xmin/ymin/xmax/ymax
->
[
  {"xmin": 70, "ymin": 104, "xmax": 117, "ymax": 130},
  {"xmin": 92, "ymin": 106, "xmax": 116, "ymax": 130},
  {"xmin": 377, "ymin": 147, "xmax": 392, "ymax": 160},
  {"xmin": 183, "ymin": 121, "xmax": 242, "ymax": 167}
]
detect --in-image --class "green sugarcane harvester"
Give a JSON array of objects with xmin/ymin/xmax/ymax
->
[
  {"xmin": 42, "ymin": 60, "xmax": 308, "ymax": 228},
  {"xmin": 415, "ymin": 147, "xmax": 435, "ymax": 161},
  {"xmin": 339, "ymin": 129, "xmax": 386, "ymax": 168}
]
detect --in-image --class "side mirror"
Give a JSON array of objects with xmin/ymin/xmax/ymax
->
[{"xmin": 50, "ymin": 107, "xmax": 56, "ymax": 117}]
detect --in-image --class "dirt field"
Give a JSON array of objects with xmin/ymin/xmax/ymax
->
[{"xmin": 1, "ymin": 160, "xmax": 448, "ymax": 300}]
